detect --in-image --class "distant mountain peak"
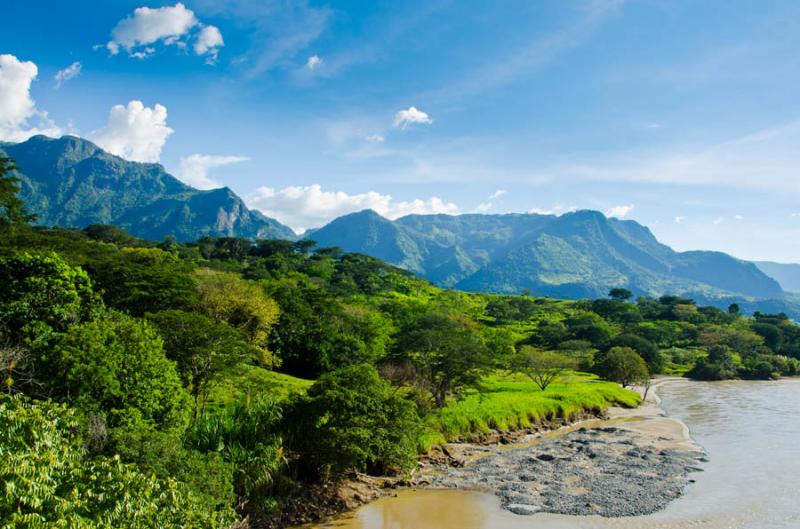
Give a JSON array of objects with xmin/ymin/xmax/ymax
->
[{"xmin": 1, "ymin": 135, "xmax": 295, "ymax": 242}]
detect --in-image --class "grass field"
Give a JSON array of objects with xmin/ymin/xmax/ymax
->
[
  {"xmin": 206, "ymin": 364, "xmax": 639, "ymax": 453},
  {"xmin": 419, "ymin": 371, "xmax": 640, "ymax": 450},
  {"xmin": 207, "ymin": 364, "xmax": 313, "ymax": 408}
]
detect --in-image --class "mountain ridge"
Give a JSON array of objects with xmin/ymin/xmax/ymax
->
[
  {"xmin": 1, "ymin": 135, "xmax": 295, "ymax": 242},
  {"xmin": 308, "ymin": 208, "xmax": 788, "ymax": 312}
]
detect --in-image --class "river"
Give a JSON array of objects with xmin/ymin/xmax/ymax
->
[{"xmin": 307, "ymin": 379, "xmax": 800, "ymax": 529}]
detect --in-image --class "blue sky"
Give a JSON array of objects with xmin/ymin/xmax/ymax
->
[{"xmin": 2, "ymin": 0, "xmax": 800, "ymax": 261}]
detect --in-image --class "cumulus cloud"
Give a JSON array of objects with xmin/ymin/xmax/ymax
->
[
  {"xmin": 0, "ymin": 54, "xmax": 62, "ymax": 141},
  {"xmin": 365, "ymin": 133, "xmax": 385, "ymax": 143},
  {"xmin": 90, "ymin": 100, "xmax": 173, "ymax": 162},
  {"xmin": 675, "ymin": 216, "xmax": 686, "ymax": 224},
  {"xmin": 194, "ymin": 25, "xmax": 224, "ymax": 62},
  {"xmin": 177, "ymin": 154, "xmax": 249, "ymax": 189},
  {"xmin": 247, "ymin": 184, "xmax": 458, "ymax": 233},
  {"xmin": 604, "ymin": 204, "xmax": 635, "ymax": 218},
  {"xmin": 54, "ymin": 61, "xmax": 82, "ymax": 88},
  {"xmin": 475, "ymin": 189, "xmax": 507, "ymax": 212},
  {"xmin": 393, "ymin": 106, "xmax": 432, "ymax": 129},
  {"xmin": 306, "ymin": 55, "xmax": 322, "ymax": 70},
  {"xmin": 106, "ymin": 3, "xmax": 223, "ymax": 61}
]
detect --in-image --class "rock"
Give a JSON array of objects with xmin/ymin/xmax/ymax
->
[
  {"xmin": 536, "ymin": 453, "xmax": 556, "ymax": 461},
  {"xmin": 505, "ymin": 503, "xmax": 541, "ymax": 515}
]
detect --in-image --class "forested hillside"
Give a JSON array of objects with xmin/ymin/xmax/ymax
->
[
  {"xmin": 0, "ymin": 135, "xmax": 295, "ymax": 241},
  {"xmin": 3, "ymin": 156, "xmax": 800, "ymax": 527}
]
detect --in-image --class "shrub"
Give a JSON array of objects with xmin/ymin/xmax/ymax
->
[
  {"xmin": 594, "ymin": 346, "xmax": 649, "ymax": 387},
  {"xmin": 286, "ymin": 364, "xmax": 420, "ymax": 479},
  {"xmin": 0, "ymin": 394, "xmax": 229, "ymax": 528}
]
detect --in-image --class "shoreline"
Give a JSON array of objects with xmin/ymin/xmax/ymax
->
[
  {"xmin": 417, "ymin": 377, "xmax": 705, "ymax": 517},
  {"xmin": 277, "ymin": 378, "xmax": 702, "ymax": 528}
]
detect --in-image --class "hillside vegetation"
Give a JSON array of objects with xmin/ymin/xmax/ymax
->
[{"xmin": 2, "ymin": 158, "xmax": 800, "ymax": 527}]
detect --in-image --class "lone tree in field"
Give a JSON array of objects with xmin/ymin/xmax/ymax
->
[
  {"xmin": 511, "ymin": 346, "xmax": 577, "ymax": 391},
  {"xmin": 596, "ymin": 346, "xmax": 649, "ymax": 388}
]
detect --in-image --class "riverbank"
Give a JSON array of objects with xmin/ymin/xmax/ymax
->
[
  {"xmin": 275, "ymin": 378, "xmax": 698, "ymax": 528},
  {"xmin": 418, "ymin": 378, "xmax": 705, "ymax": 516}
]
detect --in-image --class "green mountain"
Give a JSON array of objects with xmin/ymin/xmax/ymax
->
[
  {"xmin": 0, "ymin": 135, "xmax": 295, "ymax": 242},
  {"xmin": 755, "ymin": 262, "xmax": 800, "ymax": 294},
  {"xmin": 309, "ymin": 209, "xmax": 792, "ymax": 314}
]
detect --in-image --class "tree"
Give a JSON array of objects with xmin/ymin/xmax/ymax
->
[
  {"xmin": 195, "ymin": 270, "xmax": 281, "ymax": 367},
  {"xmin": 50, "ymin": 311, "xmax": 190, "ymax": 430},
  {"xmin": 393, "ymin": 312, "xmax": 491, "ymax": 407},
  {"xmin": 0, "ymin": 252, "xmax": 102, "ymax": 344},
  {"xmin": 89, "ymin": 247, "xmax": 198, "ymax": 315},
  {"xmin": 0, "ymin": 394, "xmax": 228, "ymax": 528},
  {"xmin": 287, "ymin": 364, "xmax": 420, "ymax": 479},
  {"xmin": 148, "ymin": 310, "xmax": 251, "ymax": 417},
  {"xmin": 608, "ymin": 333, "xmax": 664, "ymax": 373},
  {"xmin": 511, "ymin": 346, "xmax": 577, "ymax": 390},
  {"xmin": 728, "ymin": 303, "xmax": 741, "ymax": 315},
  {"xmin": 0, "ymin": 156, "xmax": 35, "ymax": 226},
  {"xmin": 595, "ymin": 346, "xmax": 649, "ymax": 388},
  {"xmin": 609, "ymin": 287, "xmax": 633, "ymax": 301}
]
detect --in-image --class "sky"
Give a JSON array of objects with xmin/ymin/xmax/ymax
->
[{"xmin": 2, "ymin": 0, "xmax": 800, "ymax": 262}]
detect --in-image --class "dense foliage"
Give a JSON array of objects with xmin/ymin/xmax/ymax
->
[{"xmin": 1, "ymin": 165, "xmax": 799, "ymax": 527}]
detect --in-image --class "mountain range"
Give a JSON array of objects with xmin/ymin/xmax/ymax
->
[
  {"xmin": 0, "ymin": 135, "xmax": 294, "ymax": 241},
  {"xmin": 3, "ymin": 134, "xmax": 799, "ymax": 317}
]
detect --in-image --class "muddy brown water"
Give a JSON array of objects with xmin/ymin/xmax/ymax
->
[{"xmin": 305, "ymin": 379, "xmax": 800, "ymax": 529}]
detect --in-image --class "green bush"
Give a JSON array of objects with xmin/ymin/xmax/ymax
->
[
  {"xmin": 287, "ymin": 364, "xmax": 420, "ymax": 479},
  {"xmin": 0, "ymin": 394, "xmax": 230, "ymax": 528},
  {"xmin": 49, "ymin": 311, "xmax": 190, "ymax": 430}
]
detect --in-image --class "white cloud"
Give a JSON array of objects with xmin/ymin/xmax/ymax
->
[
  {"xmin": 475, "ymin": 189, "xmax": 508, "ymax": 212},
  {"xmin": 54, "ymin": 61, "xmax": 82, "ymax": 88},
  {"xmin": 90, "ymin": 100, "xmax": 173, "ymax": 162},
  {"xmin": 528, "ymin": 204, "xmax": 577, "ymax": 216},
  {"xmin": 365, "ymin": 133, "xmax": 385, "ymax": 143},
  {"xmin": 177, "ymin": 154, "xmax": 249, "ymax": 189},
  {"xmin": 106, "ymin": 3, "xmax": 223, "ymax": 61},
  {"xmin": 306, "ymin": 55, "xmax": 323, "ymax": 70},
  {"xmin": 0, "ymin": 54, "xmax": 62, "ymax": 141},
  {"xmin": 675, "ymin": 216, "xmax": 686, "ymax": 224},
  {"xmin": 713, "ymin": 216, "xmax": 724, "ymax": 225},
  {"xmin": 605, "ymin": 204, "xmax": 635, "ymax": 218},
  {"xmin": 735, "ymin": 214, "xmax": 744, "ymax": 220},
  {"xmin": 247, "ymin": 184, "xmax": 458, "ymax": 233},
  {"xmin": 194, "ymin": 25, "xmax": 224, "ymax": 62},
  {"xmin": 393, "ymin": 106, "xmax": 432, "ymax": 129}
]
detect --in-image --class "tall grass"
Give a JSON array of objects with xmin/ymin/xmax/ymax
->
[{"xmin": 419, "ymin": 371, "xmax": 639, "ymax": 450}]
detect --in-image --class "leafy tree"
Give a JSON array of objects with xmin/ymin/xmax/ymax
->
[
  {"xmin": 393, "ymin": 312, "xmax": 491, "ymax": 407},
  {"xmin": 50, "ymin": 311, "xmax": 190, "ymax": 430},
  {"xmin": 511, "ymin": 346, "xmax": 577, "ymax": 390},
  {"xmin": 0, "ymin": 394, "xmax": 229, "ymax": 528},
  {"xmin": 147, "ymin": 310, "xmax": 251, "ymax": 417},
  {"xmin": 728, "ymin": 303, "xmax": 741, "ymax": 315},
  {"xmin": 609, "ymin": 287, "xmax": 633, "ymax": 301},
  {"xmin": 0, "ymin": 252, "xmax": 102, "ymax": 345},
  {"xmin": 82, "ymin": 224, "xmax": 138, "ymax": 245},
  {"xmin": 88, "ymin": 247, "xmax": 197, "ymax": 315},
  {"xmin": 687, "ymin": 345, "xmax": 739, "ymax": 380},
  {"xmin": 195, "ymin": 269, "xmax": 280, "ymax": 367},
  {"xmin": 287, "ymin": 364, "xmax": 419, "ymax": 479},
  {"xmin": 267, "ymin": 279, "xmax": 391, "ymax": 377},
  {"xmin": 0, "ymin": 156, "xmax": 35, "ymax": 226},
  {"xmin": 608, "ymin": 333, "xmax": 664, "ymax": 373},
  {"xmin": 595, "ymin": 346, "xmax": 649, "ymax": 388}
]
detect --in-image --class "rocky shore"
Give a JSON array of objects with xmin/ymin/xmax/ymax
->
[{"xmin": 416, "ymin": 379, "xmax": 706, "ymax": 517}]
